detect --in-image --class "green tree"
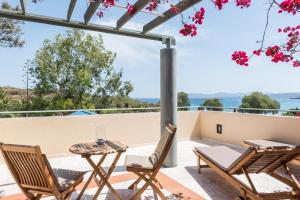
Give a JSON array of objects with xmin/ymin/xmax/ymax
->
[
  {"xmin": 201, "ymin": 98, "xmax": 223, "ymax": 111},
  {"xmin": 282, "ymin": 108, "xmax": 299, "ymax": 117},
  {"xmin": 28, "ymin": 29, "xmax": 133, "ymax": 110},
  {"xmin": 0, "ymin": 88, "xmax": 21, "ymax": 117},
  {"xmin": 239, "ymin": 92, "xmax": 280, "ymax": 114},
  {"xmin": 0, "ymin": 1, "xmax": 24, "ymax": 48},
  {"xmin": 178, "ymin": 91, "xmax": 190, "ymax": 110}
]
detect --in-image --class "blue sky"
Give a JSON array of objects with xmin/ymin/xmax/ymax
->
[{"xmin": 1, "ymin": 0, "xmax": 300, "ymax": 98}]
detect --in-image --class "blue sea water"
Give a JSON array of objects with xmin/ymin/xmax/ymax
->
[{"xmin": 137, "ymin": 97, "xmax": 300, "ymax": 111}]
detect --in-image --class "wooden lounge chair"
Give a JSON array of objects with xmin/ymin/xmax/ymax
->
[
  {"xmin": 193, "ymin": 143, "xmax": 300, "ymax": 200},
  {"xmin": 0, "ymin": 143, "xmax": 86, "ymax": 200},
  {"xmin": 124, "ymin": 123, "xmax": 177, "ymax": 200}
]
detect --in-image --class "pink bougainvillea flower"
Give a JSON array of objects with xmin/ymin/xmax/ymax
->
[
  {"xmin": 179, "ymin": 24, "xmax": 197, "ymax": 37},
  {"xmin": 214, "ymin": 0, "xmax": 229, "ymax": 10},
  {"xmin": 293, "ymin": 60, "xmax": 300, "ymax": 67},
  {"xmin": 127, "ymin": 3, "xmax": 136, "ymax": 15},
  {"xmin": 279, "ymin": 0, "xmax": 300, "ymax": 15},
  {"xmin": 236, "ymin": 0, "xmax": 251, "ymax": 8},
  {"xmin": 253, "ymin": 49, "xmax": 261, "ymax": 56},
  {"xmin": 232, "ymin": 51, "xmax": 249, "ymax": 66},
  {"xmin": 192, "ymin": 7, "xmax": 205, "ymax": 25},
  {"xmin": 170, "ymin": 4, "xmax": 178, "ymax": 13}
]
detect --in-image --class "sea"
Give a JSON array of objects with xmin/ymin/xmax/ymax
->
[{"xmin": 137, "ymin": 97, "xmax": 300, "ymax": 111}]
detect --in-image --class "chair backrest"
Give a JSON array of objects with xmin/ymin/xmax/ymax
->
[
  {"xmin": 149, "ymin": 123, "xmax": 177, "ymax": 169},
  {"xmin": 228, "ymin": 145, "xmax": 300, "ymax": 175},
  {"xmin": 0, "ymin": 143, "xmax": 60, "ymax": 193}
]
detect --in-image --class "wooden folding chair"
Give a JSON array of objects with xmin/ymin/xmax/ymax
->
[
  {"xmin": 124, "ymin": 123, "xmax": 177, "ymax": 200},
  {"xmin": 193, "ymin": 143, "xmax": 300, "ymax": 200},
  {"xmin": 0, "ymin": 143, "xmax": 86, "ymax": 200}
]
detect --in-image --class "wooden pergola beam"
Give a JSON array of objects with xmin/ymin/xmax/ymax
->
[
  {"xmin": 67, "ymin": 0, "xmax": 77, "ymax": 21},
  {"xmin": 84, "ymin": 0, "xmax": 102, "ymax": 24},
  {"xmin": 116, "ymin": 0, "xmax": 151, "ymax": 30},
  {"xmin": 20, "ymin": 0, "xmax": 26, "ymax": 14},
  {"xmin": 143, "ymin": 0, "xmax": 201, "ymax": 33},
  {"xmin": 0, "ymin": 9, "xmax": 175, "ymax": 43}
]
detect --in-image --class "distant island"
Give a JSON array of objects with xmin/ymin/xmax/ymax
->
[{"xmin": 188, "ymin": 92, "xmax": 300, "ymax": 99}]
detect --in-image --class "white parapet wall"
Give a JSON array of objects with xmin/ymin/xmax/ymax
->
[
  {"xmin": 0, "ymin": 111, "xmax": 201, "ymax": 161},
  {"xmin": 0, "ymin": 111, "xmax": 299, "ymax": 162},
  {"xmin": 198, "ymin": 111, "xmax": 300, "ymax": 146}
]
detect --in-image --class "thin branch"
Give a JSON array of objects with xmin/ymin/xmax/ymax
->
[{"xmin": 257, "ymin": 0, "xmax": 274, "ymax": 50}]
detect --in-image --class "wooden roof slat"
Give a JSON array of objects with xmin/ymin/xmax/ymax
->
[
  {"xmin": 67, "ymin": 0, "xmax": 77, "ymax": 21},
  {"xmin": 20, "ymin": 0, "xmax": 26, "ymax": 14},
  {"xmin": 143, "ymin": 0, "xmax": 201, "ymax": 33},
  {"xmin": 84, "ymin": 0, "xmax": 102, "ymax": 24},
  {"xmin": 0, "ymin": 9, "xmax": 174, "ymax": 42},
  {"xmin": 116, "ymin": 0, "xmax": 152, "ymax": 30}
]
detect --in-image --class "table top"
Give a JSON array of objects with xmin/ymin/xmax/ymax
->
[
  {"xmin": 244, "ymin": 139, "xmax": 293, "ymax": 148},
  {"xmin": 69, "ymin": 140, "xmax": 128, "ymax": 156}
]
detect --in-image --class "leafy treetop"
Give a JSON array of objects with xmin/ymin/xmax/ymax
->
[
  {"xmin": 239, "ymin": 92, "xmax": 280, "ymax": 114},
  {"xmin": 178, "ymin": 91, "xmax": 190, "ymax": 107},
  {"xmin": 0, "ymin": 1, "xmax": 24, "ymax": 48},
  {"xmin": 202, "ymin": 98, "xmax": 223, "ymax": 111},
  {"xmin": 28, "ymin": 29, "xmax": 133, "ymax": 110}
]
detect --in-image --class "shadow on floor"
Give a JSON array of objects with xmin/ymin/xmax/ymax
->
[
  {"xmin": 69, "ymin": 187, "xmax": 187, "ymax": 200},
  {"xmin": 185, "ymin": 166, "xmax": 239, "ymax": 200},
  {"xmin": 185, "ymin": 163, "xmax": 300, "ymax": 200},
  {"xmin": 102, "ymin": 165, "xmax": 126, "ymax": 173}
]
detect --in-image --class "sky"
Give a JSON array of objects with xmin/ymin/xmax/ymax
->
[{"xmin": 0, "ymin": 0, "xmax": 300, "ymax": 98}]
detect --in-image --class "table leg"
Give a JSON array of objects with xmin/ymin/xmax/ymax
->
[
  {"xmin": 76, "ymin": 154, "xmax": 107, "ymax": 200},
  {"xmin": 86, "ymin": 152, "xmax": 123, "ymax": 200}
]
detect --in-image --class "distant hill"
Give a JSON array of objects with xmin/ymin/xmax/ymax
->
[
  {"xmin": 189, "ymin": 92, "xmax": 246, "ymax": 99},
  {"xmin": 189, "ymin": 92, "xmax": 300, "ymax": 99},
  {"xmin": 0, "ymin": 86, "xmax": 33, "ymax": 101}
]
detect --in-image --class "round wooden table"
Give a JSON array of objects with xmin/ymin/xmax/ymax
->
[{"xmin": 69, "ymin": 140, "xmax": 128, "ymax": 200}]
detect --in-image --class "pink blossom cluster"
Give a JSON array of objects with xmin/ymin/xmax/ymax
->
[
  {"xmin": 170, "ymin": 4, "xmax": 178, "ymax": 13},
  {"xmin": 146, "ymin": 0, "xmax": 158, "ymax": 11},
  {"xmin": 97, "ymin": 11, "xmax": 104, "ymax": 18},
  {"xmin": 293, "ymin": 60, "xmax": 300, "ymax": 67},
  {"xmin": 265, "ymin": 46, "xmax": 293, "ymax": 63},
  {"xmin": 192, "ymin": 7, "xmax": 205, "ymax": 25},
  {"xmin": 236, "ymin": 0, "xmax": 251, "ymax": 8},
  {"xmin": 279, "ymin": 25, "xmax": 300, "ymax": 51},
  {"xmin": 214, "ymin": 0, "xmax": 229, "ymax": 10},
  {"xmin": 179, "ymin": 24, "xmax": 197, "ymax": 37},
  {"xmin": 232, "ymin": 51, "xmax": 249, "ymax": 66},
  {"xmin": 127, "ymin": 3, "xmax": 136, "ymax": 15},
  {"xmin": 102, "ymin": 0, "xmax": 115, "ymax": 8},
  {"xmin": 279, "ymin": 0, "xmax": 300, "ymax": 15},
  {"xmin": 180, "ymin": 7, "xmax": 205, "ymax": 37}
]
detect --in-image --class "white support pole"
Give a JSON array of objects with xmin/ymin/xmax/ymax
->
[{"xmin": 160, "ymin": 45, "xmax": 177, "ymax": 167}]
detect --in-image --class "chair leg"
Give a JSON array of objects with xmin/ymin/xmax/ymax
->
[
  {"xmin": 55, "ymin": 195, "xmax": 64, "ymax": 200},
  {"xmin": 65, "ymin": 191, "xmax": 73, "ymax": 200},
  {"xmin": 197, "ymin": 156, "xmax": 201, "ymax": 174},
  {"xmin": 153, "ymin": 178, "xmax": 163, "ymax": 189},
  {"xmin": 29, "ymin": 194, "xmax": 42, "ymax": 200},
  {"xmin": 128, "ymin": 176, "xmax": 143, "ymax": 190},
  {"xmin": 150, "ymin": 181, "xmax": 166, "ymax": 200},
  {"xmin": 130, "ymin": 181, "xmax": 150, "ymax": 200}
]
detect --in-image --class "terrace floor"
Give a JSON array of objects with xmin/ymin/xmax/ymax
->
[{"xmin": 0, "ymin": 139, "xmax": 299, "ymax": 200}]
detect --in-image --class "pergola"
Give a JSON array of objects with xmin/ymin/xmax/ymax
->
[{"xmin": 0, "ymin": 0, "xmax": 200, "ymax": 167}]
